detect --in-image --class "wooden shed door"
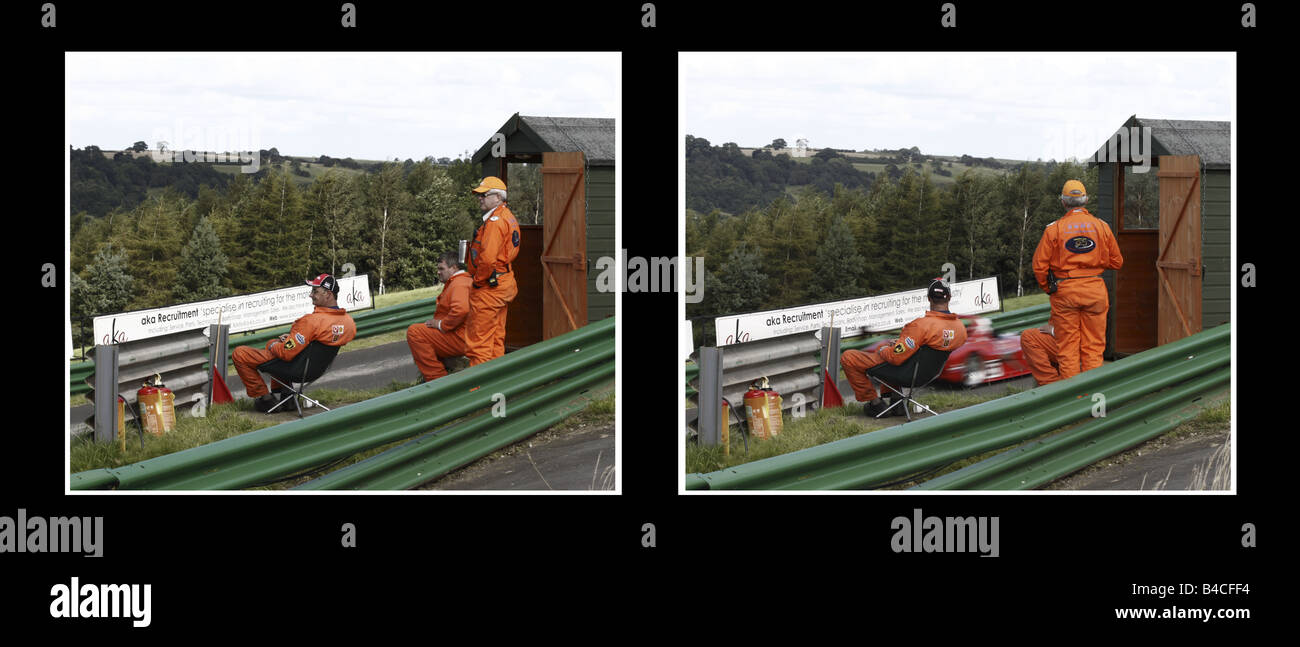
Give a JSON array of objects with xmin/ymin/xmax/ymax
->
[
  {"xmin": 540, "ymin": 152, "xmax": 588, "ymax": 340},
  {"xmin": 1156, "ymin": 155, "xmax": 1202, "ymax": 345}
]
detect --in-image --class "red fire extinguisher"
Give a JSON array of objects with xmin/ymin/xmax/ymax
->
[
  {"xmin": 743, "ymin": 377, "xmax": 783, "ymax": 441},
  {"xmin": 137, "ymin": 374, "xmax": 176, "ymax": 436}
]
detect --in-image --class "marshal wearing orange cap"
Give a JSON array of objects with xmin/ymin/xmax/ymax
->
[
  {"xmin": 1031, "ymin": 180, "xmax": 1123, "ymax": 381},
  {"xmin": 464, "ymin": 176, "xmax": 521, "ymax": 365}
]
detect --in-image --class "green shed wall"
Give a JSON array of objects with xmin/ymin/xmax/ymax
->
[
  {"xmin": 587, "ymin": 165, "xmax": 616, "ymax": 322},
  {"xmin": 1202, "ymin": 170, "xmax": 1230, "ymax": 329}
]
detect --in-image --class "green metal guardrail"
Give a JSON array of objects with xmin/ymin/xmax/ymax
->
[
  {"xmin": 294, "ymin": 363, "xmax": 613, "ymax": 490},
  {"xmin": 70, "ymin": 297, "xmax": 440, "ymax": 397},
  {"xmin": 686, "ymin": 324, "xmax": 1228, "ymax": 491},
  {"xmin": 913, "ymin": 367, "xmax": 1228, "ymax": 490},
  {"xmin": 72, "ymin": 317, "xmax": 614, "ymax": 490}
]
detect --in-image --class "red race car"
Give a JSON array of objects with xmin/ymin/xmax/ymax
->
[{"xmin": 863, "ymin": 317, "xmax": 1033, "ymax": 387}]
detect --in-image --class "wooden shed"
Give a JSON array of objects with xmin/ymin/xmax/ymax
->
[
  {"xmin": 471, "ymin": 113, "xmax": 615, "ymax": 349},
  {"xmin": 1088, "ymin": 116, "xmax": 1230, "ymax": 357}
]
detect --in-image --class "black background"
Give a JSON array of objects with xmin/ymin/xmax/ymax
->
[{"xmin": 9, "ymin": 0, "xmax": 1275, "ymax": 634}]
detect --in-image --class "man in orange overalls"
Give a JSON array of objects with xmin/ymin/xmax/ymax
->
[
  {"xmin": 1019, "ymin": 324, "xmax": 1062, "ymax": 386},
  {"xmin": 464, "ymin": 176, "xmax": 521, "ymax": 366},
  {"xmin": 406, "ymin": 251, "xmax": 472, "ymax": 383},
  {"xmin": 840, "ymin": 279, "xmax": 968, "ymax": 416},
  {"xmin": 1031, "ymin": 180, "xmax": 1123, "ymax": 380},
  {"xmin": 231, "ymin": 274, "xmax": 357, "ymax": 412}
]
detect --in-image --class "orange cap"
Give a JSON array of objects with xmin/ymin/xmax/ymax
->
[
  {"xmin": 1061, "ymin": 180, "xmax": 1087, "ymax": 198},
  {"xmin": 471, "ymin": 176, "xmax": 507, "ymax": 194}
]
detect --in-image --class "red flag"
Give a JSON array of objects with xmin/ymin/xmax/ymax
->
[
  {"xmin": 822, "ymin": 369, "xmax": 844, "ymax": 408},
  {"xmin": 212, "ymin": 367, "xmax": 234, "ymax": 404}
]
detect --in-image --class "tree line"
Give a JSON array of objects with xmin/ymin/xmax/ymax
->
[
  {"xmin": 686, "ymin": 159, "xmax": 1101, "ymax": 330},
  {"xmin": 686, "ymin": 135, "xmax": 876, "ymax": 216},
  {"xmin": 70, "ymin": 154, "xmax": 509, "ymax": 348}
]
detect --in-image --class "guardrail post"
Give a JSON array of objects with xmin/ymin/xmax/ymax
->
[
  {"xmin": 92, "ymin": 344, "xmax": 120, "ymax": 444},
  {"xmin": 697, "ymin": 346, "xmax": 724, "ymax": 446},
  {"xmin": 208, "ymin": 324, "xmax": 229, "ymax": 406},
  {"xmin": 820, "ymin": 326, "xmax": 841, "ymax": 407}
]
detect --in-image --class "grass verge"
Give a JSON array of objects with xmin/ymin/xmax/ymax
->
[
  {"xmin": 70, "ymin": 379, "xmax": 417, "ymax": 475},
  {"xmin": 686, "ymin": 388, "xmax": 1005, "ymax": 474}
]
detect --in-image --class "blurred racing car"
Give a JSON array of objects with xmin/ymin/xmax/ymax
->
[{"xmin": 863, "ymin": 317, "xmax": 1033, "ymax": 387}]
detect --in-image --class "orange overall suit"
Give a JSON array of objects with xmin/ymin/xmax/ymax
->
[
  {"xmin": 465, "ymin": 203, "xmax": 521, "ymax": 365},
  {"xmin": 1032, "ymin": 193, "xmax": 1123, "ymax": 380},
  {"xmin": 231, "ymin": 306, "xmax": 357, "ymax": 398},
  {"xmin": 1019, "ymin": 327, "xmax": 1062, "ymax": 386},
  {"xmin": 840, "ymin": 310, "xmax": 967, "ymax": 402},
  {"xmin": 406, "ymin": 271, "xmax": 472, "ymax": 382}
]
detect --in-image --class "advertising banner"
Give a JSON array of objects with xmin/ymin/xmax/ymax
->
[
  {"xmin": 92, "ymin": 275, "xmax": 373, "ymax": 345},
  {"xmin": 714, "ymin": 277, "xmax": 1001, "ymax": 346}
]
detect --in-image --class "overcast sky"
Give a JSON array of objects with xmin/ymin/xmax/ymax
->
[
  {"xmin": 682, "ymin": 52, "xmax": 1233, "ymax": 162},
  {"xmin": 67, "ymin": 52, "xmax": 619, "ymax": 161}
]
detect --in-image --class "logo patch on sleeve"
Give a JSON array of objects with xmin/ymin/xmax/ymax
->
[
  {"xmin": 893, "ymin": 342, "xmax": 906, "ymax": 354},
  {"xmin": 904, "ymin": 336, "xmax": 916, "ymax": 349},
  {"xmin": 294, "ymin": 333, "xmax": 306, "ymax": 346},
  {"xmin": 283, "ymin": 338, "xmax": 296, "ymax": 351}
]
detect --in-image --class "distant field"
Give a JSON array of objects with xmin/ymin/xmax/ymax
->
[
  {"xmin": 98, "ymin": 150, "xmax": 394, "ymax": 186},
  {"xmin": 742, "ymin": 147, "xmax": 1025, "ymax": 188}
]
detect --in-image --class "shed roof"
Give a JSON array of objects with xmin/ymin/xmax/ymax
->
[
  {"xmin": 1089, "ymin": 115, "xmax": 1230, "ymax": 170},
  {"xmin": 472, "ymin": 113, "xmax": 615, "ymax": 167}
]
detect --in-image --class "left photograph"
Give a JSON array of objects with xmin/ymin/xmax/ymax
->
[{"xmin": 67, "ymin": 52, "xmax": 618, "ymax": 492}]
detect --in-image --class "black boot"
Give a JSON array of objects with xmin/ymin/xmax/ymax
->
[
  {"xmin": 253, "ymin": 394, "xmax": 278, "ymax": 412},
  {"xmin": 864, "ymin": 398, "xmax": 889, "ymax": 417}
]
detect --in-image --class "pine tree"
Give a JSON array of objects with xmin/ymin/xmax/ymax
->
[
  {"xmin": 72, "ymin": 245, "xmax": 134, "ymax": 324},
  {"xmin": 233, "ymin": 169, "xmax": 307, "ymax": 292},
  {"xmin": 173, "ymin": 216, "xmax": 232, "ymax": 302},
  {"xmin": 814, "ymin": 213, "xmax": 865, "ymax": 300},
  {"xmin": 708, "ymin": 241, "xmax": 768, "ymax": 315},
  {"xmin": 401, "ymin": 171, "xmax": 476, "ymax": 287},
  {"xmin": 113, "ymin": 193, "xmax": 188, "ymax": 309},
  {"xmin": 361, "ymin": 163, "xmax": 410, "ymax": 293},
  {"xmin": 306, "ymin": 169, "xmax": 359, "ymax": 277}
]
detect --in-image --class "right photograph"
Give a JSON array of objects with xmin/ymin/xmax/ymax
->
[{"xmin": 681, "ymin": 52, "xmax": 1233, "ymax": 492}]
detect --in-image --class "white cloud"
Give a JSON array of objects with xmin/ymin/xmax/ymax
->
[
  {"xmin": 67, "ymin": 52, "xmax": 618, "ymax": 160},
  {"xmin": 683, "ymin": 52, "xmax": 1232, "ymax": 160}
]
